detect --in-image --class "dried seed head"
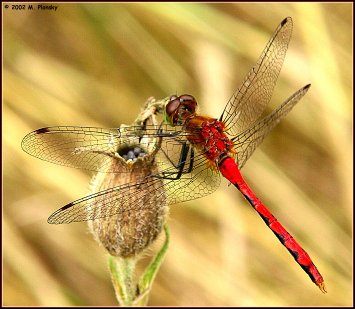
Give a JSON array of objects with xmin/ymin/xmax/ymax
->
[{"xmin": 88, "ymin": 146, "xmax": 168, "ymax": 257}]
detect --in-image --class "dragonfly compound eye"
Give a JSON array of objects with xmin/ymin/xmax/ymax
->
[
  {"xmin": 169, "ymin": 95, "xmax": 178, "ymax": 101},
  {"xmin": 179, "ymin": 94, "xmax": 195, "ymax": 103},
  {"xmin": 165, "ymin": 94, "xmax": 198, "ymax": 126},
  {"xmin": 179, "ymin": 94, "xmax": 197, "ymax": 113},
  {"xmin": 165, "ymin": 96, "xmax": 181, "ymax": 125}
]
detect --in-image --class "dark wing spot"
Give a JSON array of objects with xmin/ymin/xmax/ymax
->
[
  {"xmin": 281, "ymin": 17, "xmax": 289, "ymax": 26},
  {"xmin": 35, "ymin": 127, "xmax": 50, "ymax": 134}
]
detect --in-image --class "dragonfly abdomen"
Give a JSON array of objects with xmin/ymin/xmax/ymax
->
[{"xmin": 218, "ymin": 157, "xmax": 326, "ymax": 292}]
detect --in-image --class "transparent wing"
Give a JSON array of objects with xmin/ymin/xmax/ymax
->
[
  {"xmin": 232, "ymin": 84, "xmax": 310, "ymax": 169},
  {"xmin": 47, "ymin": 150, "xmax": 220, "ymax": 224},
  {"xmin": 21, "ymin": 125, "xmax": 184, "ymax": 173},
  {"xmin": 220, "ymin": 17, "xmax": 293, "ymax": 136}
]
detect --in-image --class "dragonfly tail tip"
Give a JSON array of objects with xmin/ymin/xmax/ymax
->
[{"xmin": 317, "ymin": 282, "xmax": 327, "ymax": 294}]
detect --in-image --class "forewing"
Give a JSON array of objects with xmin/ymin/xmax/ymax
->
[
  {"xmin": 220, "ymin": 17, "xmax": 293, "ymax": 136},
  {"xmin": 22, "ymin": 126, "xmax": 126, "ymax": 172},
  {"xmin": 21, "ymin": 125, "xmax": 183, "ymax": 173}
]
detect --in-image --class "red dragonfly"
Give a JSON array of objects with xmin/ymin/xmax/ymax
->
[{"xmin": 22, "ymin": 17, "xmax": 326, "ymax": 292}]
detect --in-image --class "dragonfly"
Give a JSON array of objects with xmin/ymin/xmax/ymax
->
[{"xmin": 22, "ymin": 17, "xmax": 326, "ymax": 292}]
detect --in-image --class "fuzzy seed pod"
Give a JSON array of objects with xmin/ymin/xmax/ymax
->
[{"xmin": 88, "ymin": 145, "xmax": 168, "ymax": 257}]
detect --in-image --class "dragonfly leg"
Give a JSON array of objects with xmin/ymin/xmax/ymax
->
[{"xmin": 157, "ymin": 142, "xmax": 194, "ymax": 180}]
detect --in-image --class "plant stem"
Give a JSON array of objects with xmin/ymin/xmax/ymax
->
[{"xmin": 108, "ymin": 225, "xmax": 170, "ymax": 306}]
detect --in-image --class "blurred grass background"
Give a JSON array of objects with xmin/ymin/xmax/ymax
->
[{"xmin": 3, "ymin": 2, "xmax": 352, "ymax": 306}]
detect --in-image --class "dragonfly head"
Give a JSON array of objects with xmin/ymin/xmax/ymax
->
[{"xmin": 164, "ymin": 94, "xmax": 197, "ymax": 126}]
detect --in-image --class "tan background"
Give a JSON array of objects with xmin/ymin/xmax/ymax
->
[{"xmin": 3, "ymin": 2, "xmax": 352, "ymax": 306}]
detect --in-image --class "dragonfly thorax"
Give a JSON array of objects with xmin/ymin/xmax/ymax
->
[{"xmin": 186, "ymin": 117, "xmax": 235, "ymax": 165}]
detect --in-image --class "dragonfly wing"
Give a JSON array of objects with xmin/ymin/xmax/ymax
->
[
  {"xmin": 48, "ymin": 176, "xmax": 167, "ymax": 224},
  {"xmin": 161, "ymin": 152, "xmax": 221, "ymax": 204},
  {"xmin": 21, "ymin": 125, "xmax": 182, "ymax": 173},
  {"xmin": 220, "ymin": 17, "xmax": 293, "ymax": 136},
  {"xmin": 233, "ymin": 84, "xmax": 310, "ymax": 169},
  {"xmin": 22, "ymin": 126, "xmax": 128, "ymax": 172},
  {"xmin": 47, "ymin": 150, "xmax": 221, "ymax": 224}
]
